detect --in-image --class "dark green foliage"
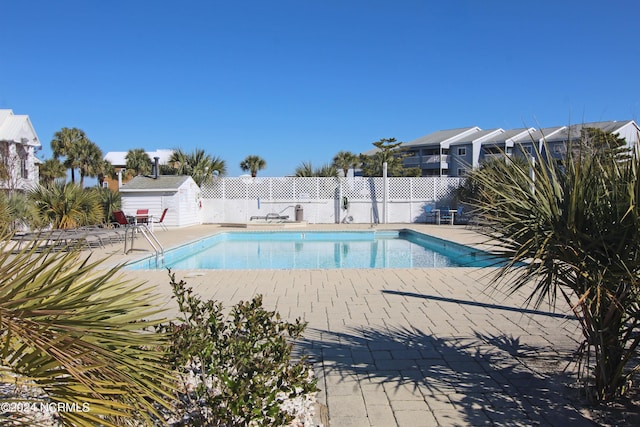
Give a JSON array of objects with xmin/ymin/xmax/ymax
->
[
  {"xmin": 468, "ymin": 132, "xmax": 640, "ymax": 401},
  {"xmin": 294, "ymin": 161, "xmax": 339, "ymax": 177},
  {"xmin": 93, "ymin": 187, "xmax": 121, "ymax": 225},
  {"xmin": 239, "ymin": 155, "xmax": 266, "ymax": 178},
  {"xmin": 168, "ymin": 148, "xmax": 227, "ymax": 186},
  {"xmin": 158, "ymin": 271, "xmax": 317, "ymax": 426},
  {"xmin": 332, "ymin": 151, "xmax": 360, "ymax": 177},
  {"xmin": 360, "ymin": 138, "xmax": 413, "ymax": 177},
  {"xmin": 29, "ymin": 182, "xmax": 104, "ymax": 229},
  {"xmin": 125, "ymin": 148, "xmax": 153, "ymax": 176}
]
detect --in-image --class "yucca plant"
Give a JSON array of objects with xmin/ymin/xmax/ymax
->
[
  {"xmin": 93, "ymin": 187, "xmax": 122, "ymax": 225},
  {"xmin": 0, "ymin": 238, "xmax": 175, "ymax": 426},
  {"xmin": 467, "ymin": 131, "xmax": 640, "ymax": 401},
  {"xmin": 0, "ymin": 192, "xmax": 13, "ymax": 233},
  {"xmin": 29, "ymin": 182, "xmax": 104, "ymax": 229}
]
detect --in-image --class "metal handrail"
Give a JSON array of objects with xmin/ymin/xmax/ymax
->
[
  {"xmin": 123, "ymin": 224, "xmax": 164, "ymax": 257},
  {"xmin": 139, "ymin": 224, "xmax": 164, "ymax": 256}
]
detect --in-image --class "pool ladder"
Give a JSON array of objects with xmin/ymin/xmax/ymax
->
[{"xmin": 124, "ymin": 224, "xmax": 164, "ymax": 257}]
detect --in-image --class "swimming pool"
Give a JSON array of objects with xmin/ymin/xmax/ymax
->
[{"xmin": 126, "ymin": 229, "xmax": 497, "ymax": 270}]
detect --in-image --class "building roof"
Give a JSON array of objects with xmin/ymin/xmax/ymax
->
[
  {"xmin": 478, "ymin": 128, "xmax": 532, "ymax": 144},
  {"xmin": 449, "ymin": 129, "xmax": 504, "ymax": 146},
  {"xmin": 403, "ymin": 127, "xmax": 482, "ymax": 147},
  {"xmin": 361, "ymin": 127, "xmax": 484, "ymax": 156},
  {"xmin": 512, "ymin": 126, "xmax": 565, "ymax": 144},
  {"xmin": 542, "ymin": 120, "xmax": 633, "ymax": 143},
  {"xmin": 119, "ymin": 175, "xmax": 193, "ymax": 192},
  {"xmin": 0, "ymin": 109, "xmax": 41, "ymax": 147},
  {"xmin": 104, "ymin": 149, "xmax": 174, "ymax": 166}
]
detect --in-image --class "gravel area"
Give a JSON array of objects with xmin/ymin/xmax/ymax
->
[{"xmin": 1, "ymin": 368, "xmax": 320, "ymax": 427}]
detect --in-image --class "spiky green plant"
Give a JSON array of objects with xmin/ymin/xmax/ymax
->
[
  {"xmin": 468, "ymin": 134, "xmax": 640, "ymax": 401},
  {"xmin": 0, "ymin": 192, "xmax": 12, "ymax": 233},
  {"xmin": 29, "ymin": 182, "xmax": 104, "ymax": 229},
  {"xmin": 0, "ymin": 238, "xmax": 174, "ymax": 426},
  {"xmin": 93, "ymin": 187, "xmax": 122, "ymax": 225}
]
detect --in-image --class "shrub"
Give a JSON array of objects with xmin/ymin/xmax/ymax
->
[
  {"xmin": 468, "ymin": 132, "xmax": 640, "ymax": 401},
  {"xmin": 29, "ymin": 182, "xmax": 104, "ymax": 229},
  {"xmin": 158, "ymin": 271, "xmax": 317, "ymax": 426}
]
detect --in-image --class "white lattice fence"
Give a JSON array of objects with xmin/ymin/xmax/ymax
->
[{"xmin": 199, "ymin": 177, "xmax": 464, "ymax": 223}]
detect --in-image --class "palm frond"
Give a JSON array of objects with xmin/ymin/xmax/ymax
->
[{"xmin": 0, "ymin": 238, "xmax": 175, "ymax": 426}]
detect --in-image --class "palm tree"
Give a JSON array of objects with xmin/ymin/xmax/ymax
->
[
  {"xmin": 467, "ymin": 132, "xmax": 640, "ymax": 401},
  {"xmin": 125, "ymin": 148, "xmax": 152, "ymax": 176},
  {"xmin": 30, "ymin": 182, "xmax": 104, "ymax": 229},
  {"xmin": 332, "ymin": 151, "xmax": 359, "ymax": 177},
  {"xmin": 294, "ymin": 161, "xmax": 314, "ymax": 177},
  {"xmin": 168, "ymin": 148, "xmax": 227, "ymax": 186},
  {"xmin": 240, "ymin": 155, "xmax": 266, "ymax": 177},
  {"xmin": 0, "ymin": 238, "xmax": 173, "ymax": 426},
  {"xmin": 93, "ymin": 186, "xmax": 121, "ymax": 224},
  {"xmin": 51, "ymin": 127, "xmax": 89, "ymax": 183},
  {"xmin": 73, "ymin": 139, "xmax": 103, "ymax": 187},
  {"xmin": 38, "ymin": 158, "xmax": 67, "ymax": 186},
  {"xmin": 186, "ymin": 148, "xmax": 224, "ymax": 187},
  {"xmin": 168, "ymin": 148, "xmax": 190, "ymax": 175},
  {"xmin": 96, "ymin": 158, "xmax": 115, "ymax": 188},
  {"xmin": 209, "ymin": 155, "xmax": 226, "ymax": 174},
  {"xmin": 294, "ymin": 161, "xmax": 338, "ymax": 177}
]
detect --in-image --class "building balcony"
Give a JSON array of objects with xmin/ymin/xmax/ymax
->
[
  {"xmin": 414, "ymin": 154, "xmax": 449, "ymax": 170},
  {"xmin": 480, "ymin": 153, "xmax": 510, "ymax": 163}
]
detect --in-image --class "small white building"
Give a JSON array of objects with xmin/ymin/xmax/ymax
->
[
  {"xmin": 119, "ymin": 175, "xmax": 200, "ymax": 228},
  {"xmin": 0, "ymin": 109, "xmax": 42, "ymax": 192}
]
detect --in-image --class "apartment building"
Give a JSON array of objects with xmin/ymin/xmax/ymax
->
[{"xmin": 399, "ymin": 120, "xmax": 639, "ymax": 177}]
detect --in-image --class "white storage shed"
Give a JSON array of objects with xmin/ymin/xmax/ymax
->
[{"xmin": 119, "ymin": 175, "xmax": 200, "ymax": 228}]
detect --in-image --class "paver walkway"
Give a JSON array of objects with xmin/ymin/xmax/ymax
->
[{"xmin": 97, "ymin": 224, "xmax": 594, "ymax": 426}]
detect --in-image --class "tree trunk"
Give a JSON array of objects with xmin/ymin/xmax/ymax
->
[{"xmin": 591, "ymin": 297, "xmax": 626, "ymax": 400}]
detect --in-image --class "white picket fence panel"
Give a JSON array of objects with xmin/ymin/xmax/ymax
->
[{"xmin": 199, "ymin": 177, "xmax": 464, "ymax": 224}]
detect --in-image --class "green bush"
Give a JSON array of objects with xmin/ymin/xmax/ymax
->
[
  {"xmin": 468, "ymin": 132, "xmax": 640, "ymax": 401},
  {"xmin": 157, "ymin": 271, "xmax": 317, "ymax": 426},
  {"xmin": 29, "ymin": 182, "xmax": 104, "ymax": 229}
]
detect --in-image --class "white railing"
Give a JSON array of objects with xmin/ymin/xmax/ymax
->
[
  {"xmin": 404, "ymin": 155, "xmax": 449, "ymax": 165},
  {"xmin": 199, "ymin": 177, "xmax": 464, "ymax": 224}
]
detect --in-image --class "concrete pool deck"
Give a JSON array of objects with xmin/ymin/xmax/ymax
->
[{"xmin": 90, "ymin": 224, "xmax": 594, "ymax": 426}]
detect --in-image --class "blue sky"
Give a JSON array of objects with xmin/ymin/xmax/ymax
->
[{"xmin": 2, "ymin": 0, "xmax": 639, "ymax": 177}]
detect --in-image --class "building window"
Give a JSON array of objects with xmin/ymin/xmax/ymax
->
[
  {"xmin": 553, "ymin": 143, "xmax": 566, "ymax": 154},
  {"xmin": 523, "ymin": 146, "xmax": 533, "ymax": 154},
  {"xmin": 457, "ymin": 147, "xmax": 466, "ymax": 156},
  {"xmin": 21, "ymin": 159, "xmax": 28, "ymax": 179},
  {"xmin": 457, "ymin": 168, "xmax": 467, "ymax": 176}
]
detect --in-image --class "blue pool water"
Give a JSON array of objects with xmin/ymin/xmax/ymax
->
[{"xmin": 126, "ymin": 230, "xmax": 497, "ymax": 270}]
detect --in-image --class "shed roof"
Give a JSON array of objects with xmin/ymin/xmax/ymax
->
[{"xmin": 119, "ymin": 175, "xmax": 193, "ymax": 192}]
